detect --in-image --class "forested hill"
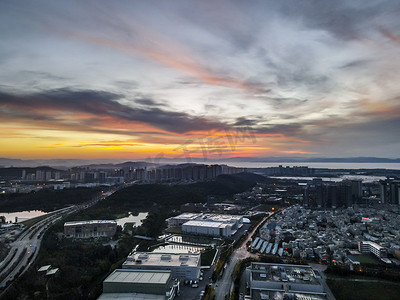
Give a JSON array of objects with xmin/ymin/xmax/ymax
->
[
  {"xmin": 0, "ymin": 187, "xmax": 102, "ymax": 213},
  {"xmin": 75, "ymin": 172, "xmax": 265, "ymax": 220},
  {"xmin": 0, "ymin": 172, "xmax": 264, "ymax": 217}
]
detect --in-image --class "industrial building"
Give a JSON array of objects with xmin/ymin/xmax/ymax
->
[
  {"xmin": 98, "ymin": 269, "xmax": 177, "ymax": 300},
  {"xmin": 122, "ymin": 252, "xmax": 201, "ymax": 281},
  {"xmin": 182, "ymin": 220, "xmax": 233, "ymax": 237},
  {"xmin": 358, "ymin": 241, "xmax": 388, "ymax": 259},
  {"xmin": 246, "ymin": 262, "xmax": 327, "ymax": 299},
  {"xmin": 167, "ymin": 213, "xmax": 243, "ymax": 237},
  {"xmin": 64, "ymin": 220, "xmax": 117, "ymax": 238},
  {"xmin": 167, "ymin": 213, "xmax": 203, "ymax": 227}
]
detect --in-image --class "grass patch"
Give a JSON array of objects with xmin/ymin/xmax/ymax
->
[
  {"xmin": 164, "ymin": 227, "xmax": 182, "ymax": 234},
  {"xmin": 353, "ymin": 254, "xmax": 381, "ymax": 265},
  {"xmin": 201, "ymin": 248, "xmax": 217, "ymax": 266},
  {"xmin": 123, "ymin": 222, "xmax": 135, "ymax": 233},
  {"xmin": 327, "ymin": 278, "xmax": 400, "ymax": 300}
]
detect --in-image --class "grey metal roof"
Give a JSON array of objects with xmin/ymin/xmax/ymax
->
[{"xmin": 104, "ymin": 270, "xmax": 171, "ymax": 284}]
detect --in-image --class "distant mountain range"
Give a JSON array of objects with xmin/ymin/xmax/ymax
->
[
  {"xmin": 0, "ymin": 156, "xmax": 399, "ymax": 168},
  {"xmin": 219, "ymin": 156, "xmax": 400, "ymax": 163}
]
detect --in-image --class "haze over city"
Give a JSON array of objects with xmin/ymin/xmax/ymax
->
[{"xmin": 1, "ymin": 0, "xmax": 400, "ymax": 161}]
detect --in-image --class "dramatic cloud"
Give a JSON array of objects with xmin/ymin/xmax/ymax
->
[
  {"xmin": 0, "ymin": 89, "xmax": 225, "ymax": 134},
  {"xmin": 0, "ymin": 0, "xmax": 399, "ymax": 159}
]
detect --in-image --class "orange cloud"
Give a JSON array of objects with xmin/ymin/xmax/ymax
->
[
  {"xmin": 359, "ymin": 98, "xmax": 400, "ymax": 119},
  {"xmin": 380, "ymin": 28, "xmax": 400, "ymax": 44},
  {"xmin": 69, "ymin": 33, "xmax": 262, "ymax": 93}
]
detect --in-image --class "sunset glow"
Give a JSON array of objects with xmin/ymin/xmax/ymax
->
[{"xmin": 1, "ymin": 1, "xmax": 400, "ymax": 160}]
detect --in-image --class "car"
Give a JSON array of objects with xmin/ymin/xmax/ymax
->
[
  {"xmin": 199, "ymin": 277, "xmax": 203, "ymax": 281},
  {"xmin": 192, "ymin": 284, "xmax": 199, "ymax": 288}
]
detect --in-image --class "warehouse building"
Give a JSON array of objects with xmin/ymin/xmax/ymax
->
[
  {"xmin": 167, "ymin": 213, "xmax": 203, "ymax": 227},
  {"xmin": 64, "ymin": 220, "xmax": 117, "ymax": 238},
  {"xmin": 122, "ymin": 252, "xmax": 201, "ymax": 281},
  {"xmin": 182, "ymin": 220, "xmax": 233, "ymax": 237},
  {"xmin": 98, "ymin": 269, "xmax": 177, "ymax": 300},
  {"xmin": 246, "ymin": 262, "xmax": 327, "ymax": 299},
  {"xmin": 167, "ymin": 213, "xmax": 243, "ymax": 237}
]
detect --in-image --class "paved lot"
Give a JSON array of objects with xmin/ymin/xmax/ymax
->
[{"xmin": 177, "ymin": 267, "xmax": 213, "ymax": 300}]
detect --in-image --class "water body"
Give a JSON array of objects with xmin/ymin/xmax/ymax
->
[
  {"xmin": 213, "ymin": 162, "xmax": 400, "ymax": 170},
  {"xmin": 116, "ymin": 212, "xmax": 148, "ymax": 228},
  {"xmin": 271, "ymin": 174, "xmax": 386, "ymax": 183},
  {"xmin": 0, "ymin": 210, "xmax": 46, "ymax": 223}
]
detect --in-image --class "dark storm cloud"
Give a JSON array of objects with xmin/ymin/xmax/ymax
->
[
  {"xmin": 234, "ymin": 117, "xmax": 259, "ymax": 126},
  {"xmin": 339, "ymin": 59, "xmax": 372, "ymax": 69},
  {"xmin": 134, "ymin": 98, "xmax": 164, "ymax": 107},
  {"xmin": 252, "ymin": 124, "xmax": 303, "ymax": 136},
  {"xmin": 0, "ymin": 89, "xmax": 225, "ymax": 134}
]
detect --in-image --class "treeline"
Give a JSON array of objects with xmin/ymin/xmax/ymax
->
[
  {"xmin": 0, "ymin": 187, "xmax": 102, "ymax": 213},
  {"xmin": 76, "ymin": 172, "xmax": 265, "ymax": 218},
  {"xmin": 326, "ymin": 265, "xmax": 400, "ymax": 282}
]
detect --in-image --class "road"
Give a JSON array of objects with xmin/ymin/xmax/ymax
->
[
  {"xmin": 214, "ymin": 211, "xmax": 276, "ymax": 300},
  {"xmin": 308, "ymin": 263, "xmax": 337, "ymax": 300},
  {"xmin": 0, "ymin": 188, "xmax": 117, "ymax": 291}
]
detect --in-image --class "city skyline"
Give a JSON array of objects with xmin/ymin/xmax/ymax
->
[{"xmin": 1, "ymin": 1, "xmax": 400, "ymax": 160}]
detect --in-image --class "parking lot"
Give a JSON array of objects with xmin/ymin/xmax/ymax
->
[{"xmin": 176, "ymin": 267, "xmax": 213, "ymax": 300}]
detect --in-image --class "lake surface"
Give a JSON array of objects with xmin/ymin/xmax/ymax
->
[
  {"xmin": 0, "ymin": 210, "xmax": 46, "ymax": 223},
  {"xmin": 116, "ymin": 212, "xmax": 148, "ymax": 228},
  {"xmin": 212, "ymin": 161, "xmax": 400, "ymax": 170},
  {"xmin": 271, "ymin": 174, "xmax": 386, "ymax": 183}
]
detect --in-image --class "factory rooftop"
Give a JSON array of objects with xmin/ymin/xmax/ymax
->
[
  {"xmin": 123, "ymin": 252, "xmax": 200, "ymax": 268},
  {"xmin": 200, "ymin": 214, "xmax": 242, "ymax": 222},
  {"xmin": 249, "ymin": 263, "xmax": 320, "ymax": 285},
  {"xmin": 104, "ymin": 269, "xmax": 171, "ymax": 285},
  {"xmin": 64, "ymin": 220, "xmax": 116, "ymax": 226},
  {"xmin": 252, "ymin": 289, "xmax": 326, "ymax": 300},
  {"xmin": 98, "ymin": 293, "xmax": 165, "ymax": 300},
  {"xmin": 183, "ymin": 220, "xmax": 230, "ymax": 228}
]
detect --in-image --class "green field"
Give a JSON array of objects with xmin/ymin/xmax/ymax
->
[
  {"xmin": 327, "ymin": 278, "xmax": 400, "ymax": 300},
  {"xmin": 353, "ymin": 254, "xmax": 381, "ymax": 265}
]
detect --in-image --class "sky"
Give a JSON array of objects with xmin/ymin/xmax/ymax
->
[{"xmin": 1, "ymin": 0, "xmax": 400, "ymax": 161}]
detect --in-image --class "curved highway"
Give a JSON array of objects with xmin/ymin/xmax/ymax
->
[{"xmin": 0, "ymin": 189, "xmax": 116, "ymax": 291}]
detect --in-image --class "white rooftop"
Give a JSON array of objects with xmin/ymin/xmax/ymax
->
[
  {"xmin": 46, "ymin": 268, "xmax": 59, "ymax": 276},
  {"xmin": 174, "ymin": 213, "xmax": 202, "ymax": 219},
  {"xmin": 170, "ymin": 213, "xmax": 242, "ymax": 223},
  {"xmin": 98, "ymin": 293, "xmax": 165, "ymax": 300},
  {"xmin": 104, "ymin": 269, "xmax": 171, "ymax": 284},
  {"xmin": 64, "ymin": 220, "xmax": 117, "ymax": 226},
  {"xmin": 123, "ymin": 252, "xmax": 200, "ymax": 268},
  {"xmin": 38, "ymin": 265, "xmax": 51, "ymax": 272},
  {"xmin": 183, "ymin": 220, "xmax": 230, "ymax": 228}
]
